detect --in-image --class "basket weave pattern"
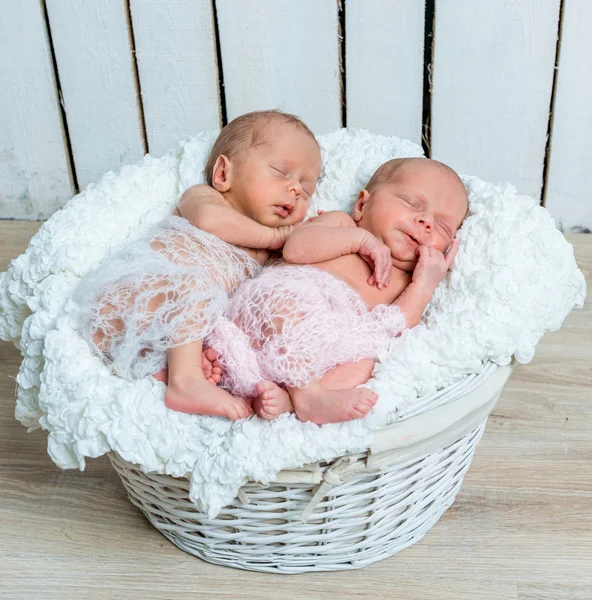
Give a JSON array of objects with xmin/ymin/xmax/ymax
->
[{"xmin": 109, "ymin": 421, "xmax": 486, "ymax": 573}]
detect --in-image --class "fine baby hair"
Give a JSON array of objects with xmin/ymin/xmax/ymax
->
[{"xmin": 204, "ymin": 109, "xmax": 319, "ymax": 186}]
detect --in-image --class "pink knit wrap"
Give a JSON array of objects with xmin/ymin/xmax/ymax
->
[{"xmin": 207, "ymin": 265, "xmax": 407, "ymax": 396}]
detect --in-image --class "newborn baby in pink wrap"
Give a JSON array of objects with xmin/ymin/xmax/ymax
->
[{"xmin": 202, "ymin": 157, "xmax": 469, "ymax": 425}]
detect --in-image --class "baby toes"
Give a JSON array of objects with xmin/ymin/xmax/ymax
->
[
  {"xmin": 204, "ymin": 348, "xmax": 219, "ymax": 362},
  {"xmin": 255, "ymin": 380, "xmax": 275, "ymax": 396},
  {"xmin": 262, "ymin": 396, "xmax": 278, "ymax": 409},
  {"xmin": 236, "ymin": 401, "xmax": 253, "ymax": 420},
  {"xmin": 352, "ymin": 403, "xmax": 372, "ymax": 418},
  {"xmin": 353, "ymin": 392, "xmax": 378, "ymax": 417},
  {"xmin": 362, "ymin": 390, "xmax": 378, "ymax": 405}
]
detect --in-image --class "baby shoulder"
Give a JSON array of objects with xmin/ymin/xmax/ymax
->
[{"xmin": 309, "ymin": 210, "xmax": 356, "ymax": 228}]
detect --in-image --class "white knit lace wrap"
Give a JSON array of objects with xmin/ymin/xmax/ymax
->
[
  {"xmin": 74, "ymin": 215, "xmax": 262, "ymax": 380},
  {"xmin": 208, "ymin": 265, "xmax": 407, "ymax": 397}
]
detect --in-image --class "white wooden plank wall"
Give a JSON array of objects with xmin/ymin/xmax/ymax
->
[
  {"xmin": 215, "ymin": 0, "xmax": 340, "ymax": 135},
  {"xmin": 0, "ymin": 0, "xmax": 590, "ymax": 230},
  {"xmin": 129, "ymin": 0, "xmax": 221, "ymax": 157},
  {"xmin": 545, "ymin": 0, "xmax": 592, "ymax": 232},
  {"xmin": 346, "ymin": 0, "xmax": 425, "ymax": 146},
  {"xmin": 0, "ymin": 0, "xmax": 74, "ymax": 219},
  {"xmin": 45, "ymin": 0, "xmax": 146, "ymax": 190},
  {"xmin": 430, "ymin": 0, "xmax": 561, "ymax": 200}
]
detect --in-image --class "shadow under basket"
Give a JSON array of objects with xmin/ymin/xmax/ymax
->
[{"xmin": 108, "ymin": 362, "xmax": 513, "ymax": 574}]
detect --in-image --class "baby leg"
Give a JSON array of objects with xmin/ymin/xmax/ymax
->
[
  {"xmin": 286, "ymin": 359, "xmax": 377, "ymax": 425},
  {"xmin": 288, "ymin": 381, "xmax": 377, "ymax": 425},
  {"xmin": 317, "ymin": 359, "xmax": 375, "ymax": 391},
  {"xmin": 82, "ymin": 220, "xmax": 234, "ymax": 380},
  {"xmin": 93, "ymin": 279, "xmax": 164, "ymax": 337},
  {"xmin": 152, "ymin": 347, "xmax": 222, "ymax": 385},
  {"xmin": 252, "ymin": 359, "xmax": 376, "ymax": 423},
  {"xmin": 165, "ymin": 340, "xmax": 253, "ymax": 420}
]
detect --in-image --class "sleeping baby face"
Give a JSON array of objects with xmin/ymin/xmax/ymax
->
[
  {"xmin": 354, "ymin": 158, "xmax": 468, "ymax": 272},
  {"xmin": 220, "ymin": 119, "xmax": 322, "ymax": 228}
]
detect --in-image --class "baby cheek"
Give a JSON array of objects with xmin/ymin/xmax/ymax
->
[
  {"xmin": 435, "ymin": 235, "xmax": 450, "ymax": 252},
  {"xmin": 294, "ymin": 205, "xmax": 308, "ymax": 223}
]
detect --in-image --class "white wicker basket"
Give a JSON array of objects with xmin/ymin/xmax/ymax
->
[{"xmin": 108, "ymin": 361, "xmax": 513, "ymax": 573}]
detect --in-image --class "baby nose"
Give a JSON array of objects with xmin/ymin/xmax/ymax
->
[
  {"xmin": 416, "ymin": 214, "xmax": 434, "ymax": 231},
  {"xmin": 287, "ymin": 178, "xmax": 302, "ymax": 196}
]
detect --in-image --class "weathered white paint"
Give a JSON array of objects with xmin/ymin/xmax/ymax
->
[
  {"xmin": 346, "ymin": 0, "xmax": 425, "ymax": 145},
  {"xmin": 45, "ymin": 0, "xmax": 145, "ymax": 190},
  {"xmin": 545, "ymin": 1, "xmax": 592, "ymax": 232},
  {"xmin": 216, "ymin": 0, "xmax": 340, "ymax": 134},
  {"xmin": 431, "ymin": 0, "xmax": 561, "ymax": 200},
  {"xmin": 130, "ymin": 0, "xmax": 221, "ymax": 157},
  {"xmin": 2, "ymin": 1, "xmax": 592, "ymax": 222},
  {"xmin": 0, "ymin": 1, "xmax": 74, "ymax": 219}
]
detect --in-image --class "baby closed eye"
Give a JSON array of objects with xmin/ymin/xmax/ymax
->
[
  {"xmin": 272, "ymin": 166, "xmax": 312, "ymax": 197},
  {"xmin": 400, "ymin": 195, "xmax": 421, "ymax": 209},
  {"xmin": 437, "ymin": 221, "xmax": 451, "ymax": 237}
]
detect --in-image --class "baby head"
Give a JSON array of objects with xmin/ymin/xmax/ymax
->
[
  {"xmin": 354, "ymin": 158, "xmax": 469, "ymax": 272},
  {"xmin": 204, "ymin": 110, "xmax": 322, "ymax": 227}
]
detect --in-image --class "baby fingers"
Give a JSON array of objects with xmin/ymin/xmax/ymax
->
[
  {"xmin": 377, "ymin": 255, "xmax": 392, "ymax": 288},
  {"xmin": 416, "ymin": 245, "xmax": 429, "ymax": 259},
  {"xmin": 371, "ymin": 261, "xmax": 386, "ymax": 289},
  {"xmin": 445, "ymin": 240, "xmax": 459, "ymax": 268}
]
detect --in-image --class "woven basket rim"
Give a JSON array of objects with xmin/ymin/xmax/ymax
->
[{"xmin": 109, "ymin": 360, "xmax": 513, "ymax": 491}]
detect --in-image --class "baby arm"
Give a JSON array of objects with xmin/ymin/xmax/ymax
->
[
  {"xmin": 176, "ymin": 184, "xmax": 292, "ymax": 250},
  {"xmin": 282, "ymin": 211, "xmax": 362, "ymax": 261},
  {"xmin": 393, "ymin": 242, "xmax": 459, "ymax": 328},
  {"xmin": 282, "ymin": 211, "xmax": 392, "ymax": 288}
]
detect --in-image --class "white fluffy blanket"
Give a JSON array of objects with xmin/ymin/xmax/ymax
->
[{"xmin": 0, "ymin": 130, "xmax": 585, "ymax": 517}]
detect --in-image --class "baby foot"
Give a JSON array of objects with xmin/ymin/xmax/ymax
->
[
  {"xmin": 202, "ymin": 347, "xmax": 223, "ymax": 385},
  {"xmin": 165, "ymin": 378, "xmax": 253, "ymax": 420},
  {"xmin": 253, "ymin": 380, "xmax": 294, "ymax": 420},
  {"xmin": 291, "ymin": 386, "xmax": 378, "ymax": 425},
  {"xmin": 152, "ymin": 349, "xmax": 223, "ymax": 386}
]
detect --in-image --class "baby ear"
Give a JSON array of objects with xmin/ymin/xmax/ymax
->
[
  {"xmin": 211, "ymin": 155, "xmax": 232, "ymax": 192},
  {"xmin": 353, "ymin": 189, "xmax": 370, "ymax": 220}
]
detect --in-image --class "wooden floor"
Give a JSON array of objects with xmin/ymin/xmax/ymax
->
[{"xmin": 0, "ymin": 221, "xmax": 590, "ymax": 600}]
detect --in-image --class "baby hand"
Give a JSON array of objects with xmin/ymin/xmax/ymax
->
[
  {"xmin": 304, "ymin": 209, "xmax": 326, "ymax": 224},
  {"xmin": 412, "ymin": 240, "xmax": 459, "ymax": 289},
  {"xmin": 268, "ymin": 225, "xmax": 297, "ymax": 250},
  {"xmin": 358, "ymin": 232, "xmax": 392, "ymax": 289}
]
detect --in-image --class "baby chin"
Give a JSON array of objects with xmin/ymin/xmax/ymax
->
[
  {"xmin": 386, "ymin": 233, "xmax": 417, "ymax": 258},
  {"xmin": 390, "ymin": 240, "xmax": 418, "ymax": 270}
]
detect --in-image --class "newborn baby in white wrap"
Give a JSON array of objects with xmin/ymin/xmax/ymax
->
[
  {"xmin": 159, "ymin": 157, "xmax": 468, "ymax": 425},
  {"xmin": 76, "ymin": 109, "xmax": 322, "ymax": 421}
]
